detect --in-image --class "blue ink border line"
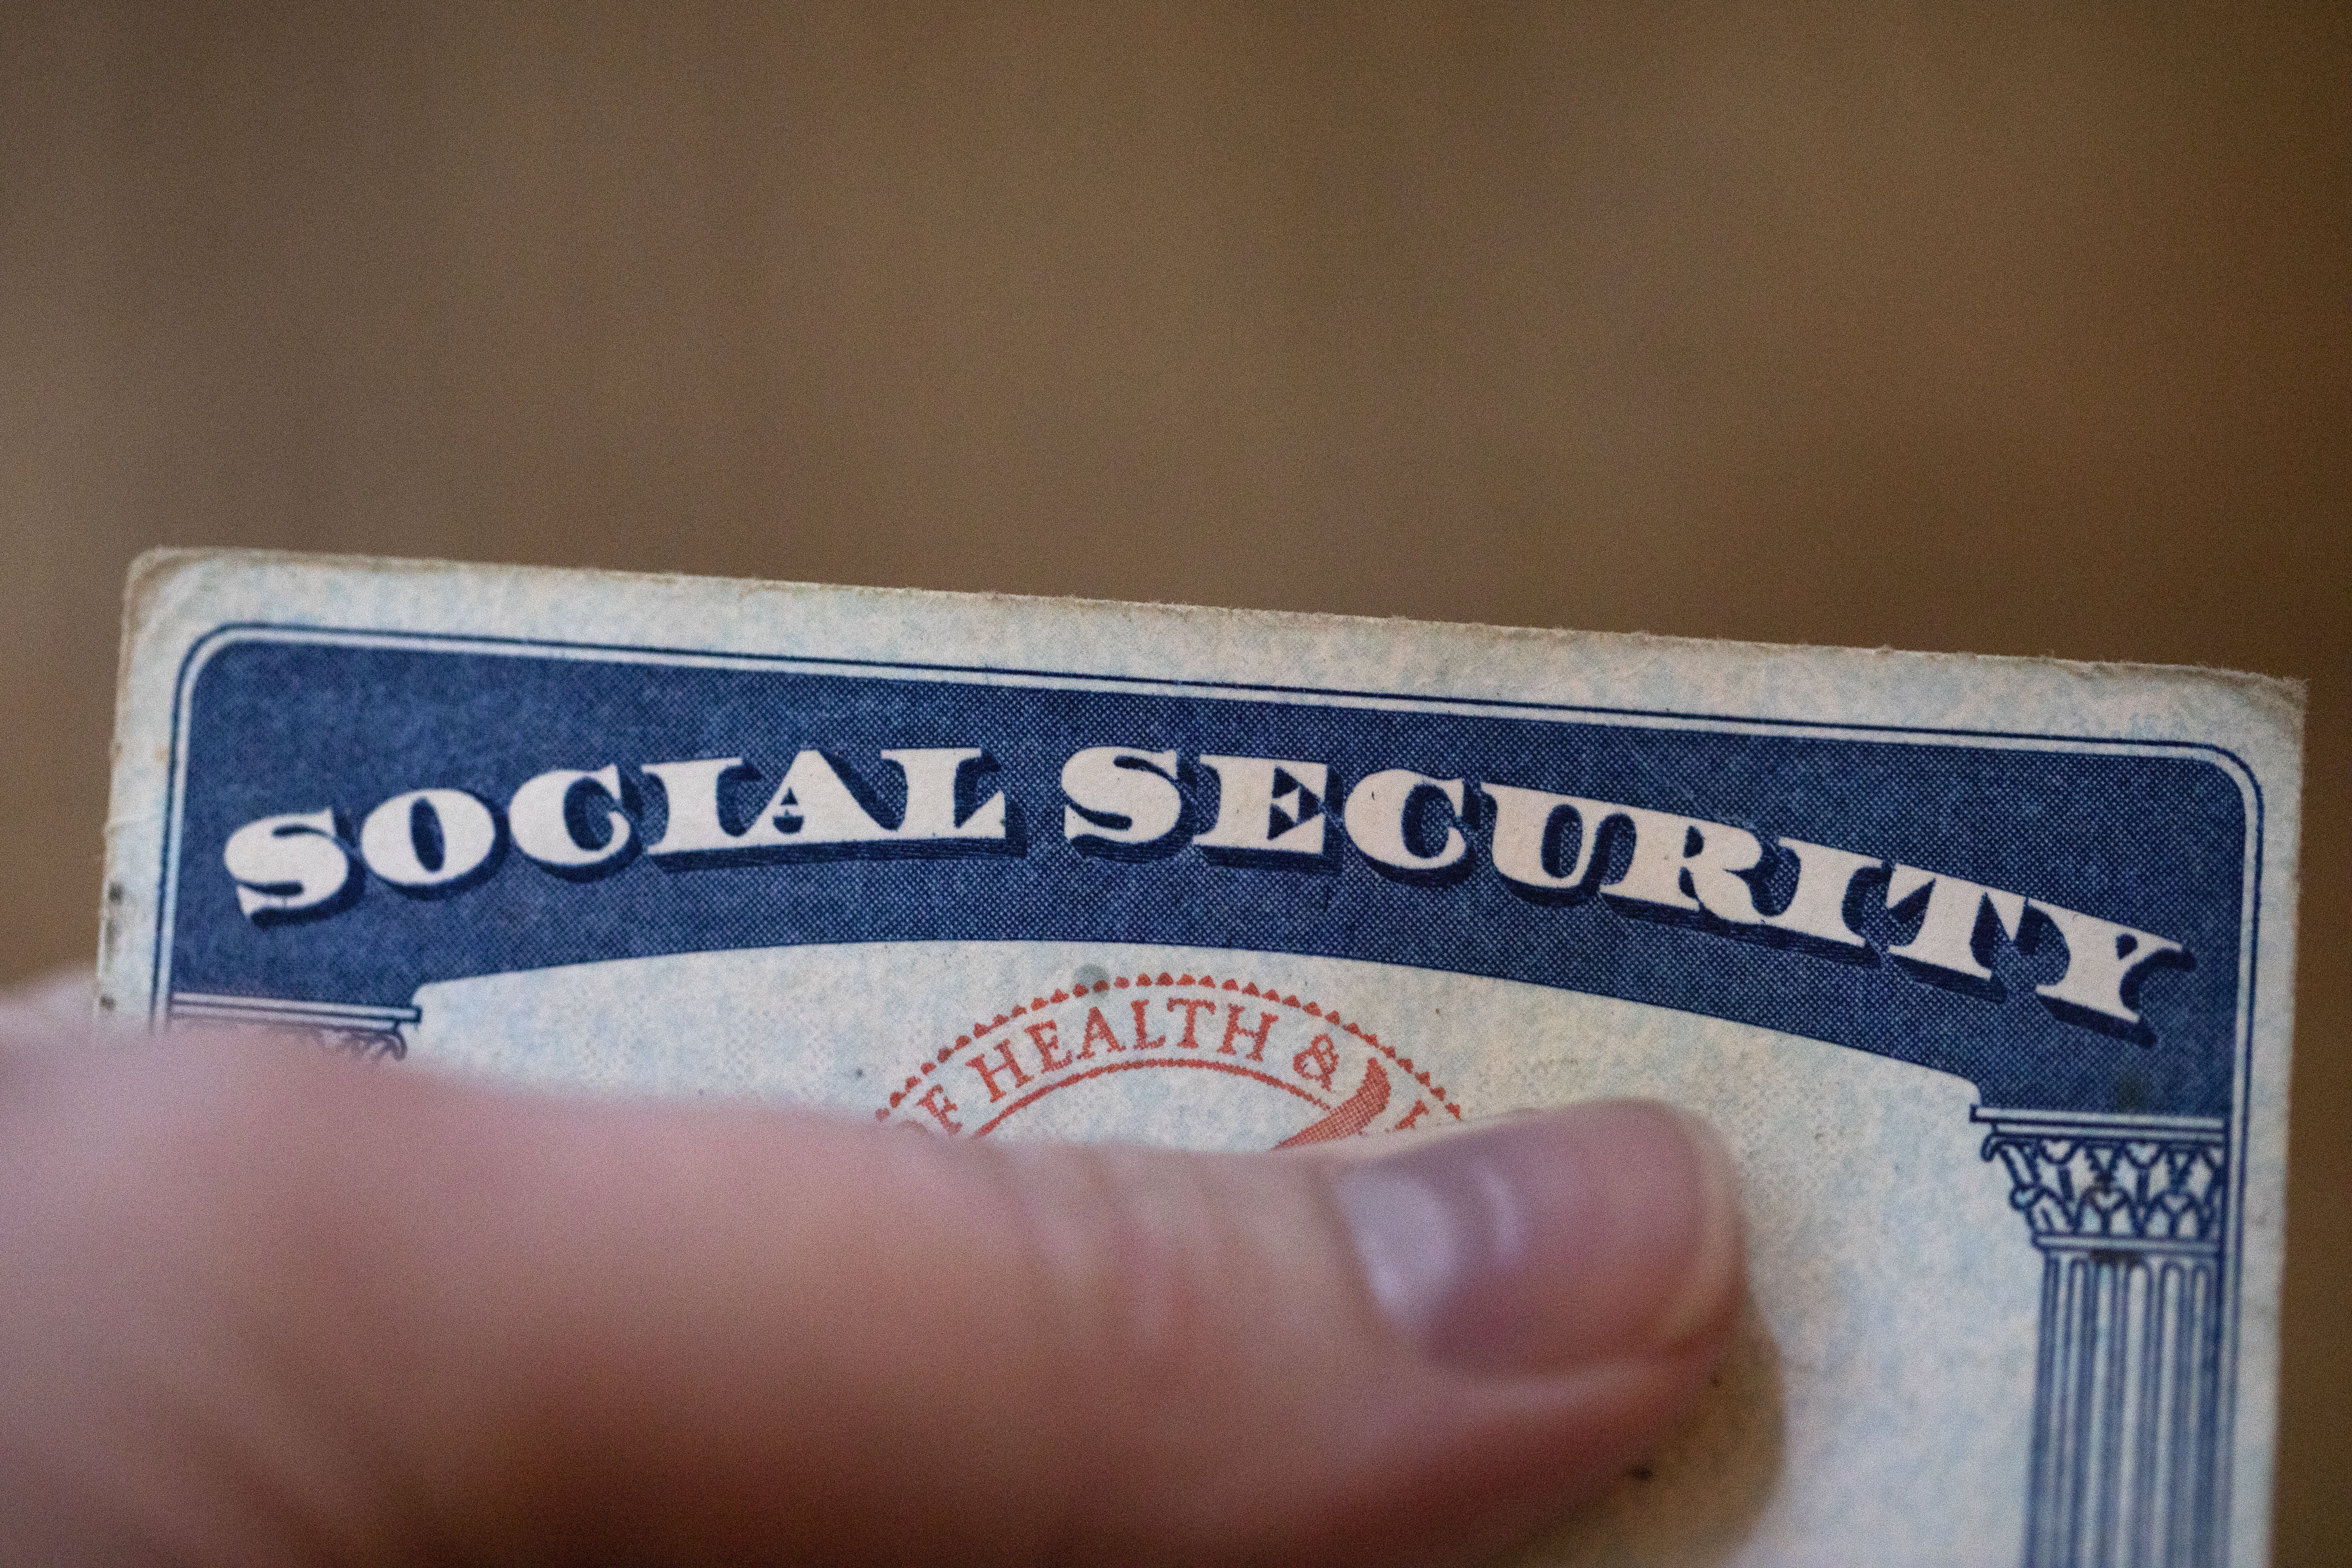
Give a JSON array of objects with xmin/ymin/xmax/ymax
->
[{"xmin": 151, "ymin": 620, "xmax": 2271, "ymax": 1539}]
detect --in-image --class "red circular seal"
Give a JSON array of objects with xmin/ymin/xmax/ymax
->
[{"xmin": 874, "ymin": 969, "xmax": 1464, "ymax": 1148}]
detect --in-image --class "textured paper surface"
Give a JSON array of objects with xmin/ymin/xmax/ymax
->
[{"xmin": 98, "ymin": 550, "xmax": 2302, "ymax": 1567}]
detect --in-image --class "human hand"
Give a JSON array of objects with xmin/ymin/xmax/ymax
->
[{"xmin": 0, "ymin": 972, "xmax": 1741, "ymax": 1566}]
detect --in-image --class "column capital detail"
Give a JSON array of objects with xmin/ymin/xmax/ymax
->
[
  {"xmin": 1972, "ymin": 1107, "xmax": 2227, "ymax": 1252},
  {"xmin": 168, "ymin": 991, "xmax": 416, "ymax": 1062}
]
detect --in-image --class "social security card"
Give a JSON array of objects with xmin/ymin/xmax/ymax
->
[{"xmin": 97, "ymin": 550, "xmax": 2303, "ymax": 1568}]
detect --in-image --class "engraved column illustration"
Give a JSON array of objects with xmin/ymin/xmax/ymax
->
[
  {"xmin": 1975, "ymin": 1108, "xmax": 2230, "ymax": 1568},
  {"xmin": 169, "ymin": 992, "xmax": 417, "ymax": 1061}
]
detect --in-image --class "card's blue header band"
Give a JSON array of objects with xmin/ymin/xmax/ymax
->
[{"xmin": 163, "ymin": 633, "xmax": 2253, "ymax": 1117}]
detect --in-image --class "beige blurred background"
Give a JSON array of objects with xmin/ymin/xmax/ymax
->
[{"xmin": 3, "ymin": 2, "xmax": 2344, "ymax": 1558}]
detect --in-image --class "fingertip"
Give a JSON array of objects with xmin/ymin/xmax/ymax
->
[
  {"xmin": 1651, "ymin": 1104, "xmax": 1745, "ymax": 1351},
  {"xmin": 1329, "ymin": 1099, "xmax": 1746, "ymax": 1377}
]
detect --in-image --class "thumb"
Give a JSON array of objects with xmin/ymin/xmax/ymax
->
[{"xmin": 0, "ymin": 1025, "xmax": 1742, "ymax": 1567}]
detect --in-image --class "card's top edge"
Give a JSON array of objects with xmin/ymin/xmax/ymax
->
[{"xmin": 121, "ymin": 545, "xmax": 2311, "ymax": 725}]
